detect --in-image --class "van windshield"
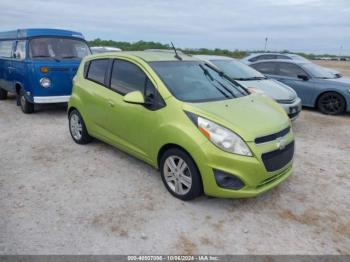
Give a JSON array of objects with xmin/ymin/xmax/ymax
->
[
  {"xmin": 150, "ymin": 61, "xmax": 249, "ymax": 103},
  {"xmin": 29, "ymin": 37, "xmax": 91, "ymax": 60}
]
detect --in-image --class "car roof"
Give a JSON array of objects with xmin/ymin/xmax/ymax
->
[
  {"xmin": 193, "ymin": 55, "xmax": 236, "ymax": 61},
  {"xmin": 0, "ymin": 28, "xmax": 84, "ymax": 40},
  {"xmin": 87, "ymin": 50, "xmax": 199, "ymax": 62},
  {"xmin": 250, "ymin": 59, "xmax": 307, "ymax": 65}
]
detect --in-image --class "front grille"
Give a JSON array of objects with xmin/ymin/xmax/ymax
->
[
  {"xmin": 261, "ymin": 141, "xmax": 294, "ymax": 172},
  {"xmin": 288, "ymin": 112, "xmax": 300, "ymax": 119},
  {"xmin": 276, "ymin": 98, "xmax": 296, "ymax": 104},
  {"xmin": 255, "ymin": 126, "xmax": 290, "ymax": 144}
]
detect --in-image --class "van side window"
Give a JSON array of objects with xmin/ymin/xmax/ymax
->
[
  {"xmin": 14, "ymin": 41, "xmax": 26, "ymax": 60},
  {"xmin": 86, "ymin": 59, "xmax": 109, "ymax": 85},
  {"xmin": 0, "ymin": 41, "xmax": 14, "ymax": 58},
  {"xmin": 110, "ymin": 59, "xmax": 148, "ymax": 95}
]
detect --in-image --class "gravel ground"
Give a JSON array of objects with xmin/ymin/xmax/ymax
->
[{"xmin": 0, "ymin": 94, "xmax": 349, "ymax": 255}]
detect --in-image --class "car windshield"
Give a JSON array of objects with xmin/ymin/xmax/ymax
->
[
  {"xmin": 210, "ymin": 59, "xmax": 265, "ymax": 80},
  {"xmin": 150, "ymin": 61, "xmax": 249, "ymax": 103},
  {"xmin": 29, "ymin": 37, "xmax": 91, "ymax": 60},
  {"xmin": 302, "ymin": 63, "xmax": 336, "ymax": 79}
]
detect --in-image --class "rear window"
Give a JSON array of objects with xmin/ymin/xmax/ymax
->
[{"xmin": 86, "ymin": 59, "xmax": 109, "ymax": 85}]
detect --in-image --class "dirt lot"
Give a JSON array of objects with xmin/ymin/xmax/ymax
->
[
  {"xmin": 313, "ymin": 60, "xmax": 350, "ymax": 76},
  {"xmin": 1, "ymin": 63, "xmax": 349, "ymax": 255}
]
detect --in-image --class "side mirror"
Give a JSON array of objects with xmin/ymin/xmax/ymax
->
[
  {"xmin": 297, "ymin": 74, "xmax": 309, "ymax": 81},
  {"xmin": 123, "ymin": 91, "xmax": 145, "ymax": 104}
]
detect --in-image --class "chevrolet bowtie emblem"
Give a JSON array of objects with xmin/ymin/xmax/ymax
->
[{"xmin": 276, "ymin": 137, "xmax": 287, "ymax": 150}]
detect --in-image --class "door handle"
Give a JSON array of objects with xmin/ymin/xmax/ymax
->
[{"xmin": 108, "ymin": 100, "xmax": 115, "ymax": 107}]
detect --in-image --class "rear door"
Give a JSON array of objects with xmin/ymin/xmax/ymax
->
[
  {"xmin": 82, "ymin": 58, "xmax": 111, "ymax": 132},
  {"xmin": 0, "ymin": 40, "xmax": 15, "ymax": 92}
]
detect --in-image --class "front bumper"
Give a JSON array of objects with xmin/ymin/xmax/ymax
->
[
  {"xmin": 33, "ymin": 96, "xmax": 70, "ymax": 104},
  {"xmin": 192, "ymin": 132, "xmax": 294, "ymax": 198},
  {"xmin": 278, "ymin": 97, "xmax": 302, "ymax": 120},
  {"xmin": 279, "ymin": 97, "xmax": 302, "ymax": 120}
]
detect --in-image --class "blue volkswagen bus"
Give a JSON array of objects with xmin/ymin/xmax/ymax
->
[{"xmin": 0, "ymin": 28, "xmax": 91, "ymax": 113}]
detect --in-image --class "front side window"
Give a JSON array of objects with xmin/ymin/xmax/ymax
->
[
  {"xmin": 110, "ymin": 59, "xmax": 148, "ymax": 94},
  {"xmin": 29, "ymin": 37, "xmax": 90, "ymax": 60},
  {"xmin": 86, "ymin": 59, "xmax": 109, "ymax": 85},
  {"xmin": 150, "ymin": 61, "xmax": 248, "ymax": 103},
  {"xmin": 251, "ymin": 62, "xmax": 277, "ymax": 75},
  {"xmin": 14, "ymin": 41, "xmax": 26, "ymax": 60},
  {"xmin": 0, "ymin": 41, "xmax": 14, "ymax": 58},
  {"xmin": 211, "ymin": 59, "xmax": 265, "ymax": 80},
  {"xmin": 277, "ymin": 62, "xmax": 307, "ymax": 78}
]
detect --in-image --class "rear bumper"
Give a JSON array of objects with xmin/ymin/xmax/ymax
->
[{"xmin": 33, "ymin": 96, "xmax": 70, "ymax": 104}]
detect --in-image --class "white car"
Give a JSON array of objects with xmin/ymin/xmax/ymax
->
[
  {"xmin": 90, "ymin": 46, "xmax": 122, "ymax": 54},
  {"xmin": 194, "ymin": 55, "xmax": 302, "ymax": 120}
]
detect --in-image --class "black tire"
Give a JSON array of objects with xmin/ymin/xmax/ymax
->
[
  {"xmin": 69, "ymin": 109, "xmax": 92, "ymax": 144},
  {"xmin": 317, "ymin": 92, "xmax": 346, "ymax": 115},
  {"xmin": 19, "ymin": 91, "xmax": 34, "ymax": 114},
  {"xmin": 160, "ymin": 148, "xmax": 203, "ymax": 201},
  {"xmin": 0, "ymin": 88, "xmax": 7, "ymax": 100}
]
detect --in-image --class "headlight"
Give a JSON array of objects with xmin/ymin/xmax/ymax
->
[
  {"xmin": 187, "ymin": 112, "xmax": 252, "ymax": 156},
  {"xmin": 40, "ymin": 77, "xmax": 51, "ymax": 88}
]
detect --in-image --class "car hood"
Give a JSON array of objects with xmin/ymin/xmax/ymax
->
[
  {"xmin": 237, "ymin": 79, "xmax": 297, "ymax": 101},
  {"xmin": 183, "ymin": 94, "xmax": 290, "ymax": 142},
  {"xmin": 324, "ymin": 77, "xmax": 350, "ymax": 85}
]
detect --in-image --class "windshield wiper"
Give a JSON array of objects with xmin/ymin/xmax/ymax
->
[
  {"xmin": 61, "ymin": 55, "xmax": 79, "ymax": 59},
  {"xmin": 32, "ymin": 55, "xmax": 60, "ymax": 62},
  {"xmin": 234, "ymin": 76, "xmax": 266, "ymax": 81},
  {"xmin": 204, "ymin": 63, "xmax": 249, "ymax": 95},
  {"xmin": 199, "ymin": 64, "xmax": 231, "ymax": 98}
]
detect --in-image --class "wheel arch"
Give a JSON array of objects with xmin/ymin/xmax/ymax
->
[{"xmin": 315, "ymin": 90, "xmax": 347, "ymax": 109}]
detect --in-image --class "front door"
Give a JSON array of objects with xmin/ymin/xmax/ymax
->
[{"xmin": 105, "ymin": 59, "xmax": 163, "ymax": 161}]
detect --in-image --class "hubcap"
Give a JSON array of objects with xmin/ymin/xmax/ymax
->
[
  {"xmin": 20, "ymin": 95, "xmax": 26, "ymax": 109},
  {"xmin": 70, "ymin": 114, "xmax": 83, "ymax": 140},
  {"xmin": 321, "ymin": 95, "xmax": 342, "ymax": 113},
  {"xmin": 163, "ymin": 156, "xmax": 192, "ymax": 195}
]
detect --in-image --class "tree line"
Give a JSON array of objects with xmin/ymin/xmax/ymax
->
[{"xmin": 88, "ymin": 38, "xmax": 338, "ymax": 60}]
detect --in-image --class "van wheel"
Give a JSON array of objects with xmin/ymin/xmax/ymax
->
[
  {"xmin": 0, "ymin": 88, "xmax": 7, "ymax": 100},
  {"xmin": 19, "ymin": 92, "xmax": 34, "ymax": 114},
  {"xmin": 160, "ymin": 148, "xmax": 203, "ymax": 201},
  {"xmin": 69, "ymin": 109, "xmax": 92, "ymax": 144},
  {"xmin": 317, "ymin": 92, "xmax": 346, "ymax": 115}
]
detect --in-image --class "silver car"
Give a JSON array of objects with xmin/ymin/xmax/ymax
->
[{"xmin": 194, "ymin": 55, "xmax": 302, "ymax": 120}]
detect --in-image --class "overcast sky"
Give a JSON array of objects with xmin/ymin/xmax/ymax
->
[{"xmin": 0, "ymin": 0, "xmax": 349, "ymax": 55}]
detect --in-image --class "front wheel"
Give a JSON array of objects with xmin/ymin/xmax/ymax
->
[
  {"xmin": 19, "ymin": 92, "xmax": 34, "ymax": 114},
  {"xmin": 69, "ymin": 109, "xmax": 92, "ymax": 144},
  {"xmin": 317, "ymin": 92, "xmax": 346, "ymax": 115},
  {"xmin": 160, "ymin": 148, "xmax": 203, "ymax": 201},
  {"xmin": 0, "ymin": 88, "xmax": 7, "ymax": 100}
]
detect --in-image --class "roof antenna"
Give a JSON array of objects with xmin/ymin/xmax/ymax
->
[{"xmin": 171, "ymin": 42, "xmax": 182, "ymax": 61}]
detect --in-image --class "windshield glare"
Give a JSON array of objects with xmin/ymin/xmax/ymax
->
[
  {"xmin": 150, "ymin": 61, "xmax": 248, "ymax": 103},
  {"xmin": 29, "ymin": 37, "xmax": 91, "ymax": 60},
  {"xmin": 211, "ymin": 59, "xmax": 265, "ymax": 79},
  {"xmin": 302, "ymin": 63, "xmax": 335, "ymax": 79}
]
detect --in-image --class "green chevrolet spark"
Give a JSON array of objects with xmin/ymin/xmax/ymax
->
[{"xmin": 68, "ymin": 51, "xmax": 294, "ymax": 200}]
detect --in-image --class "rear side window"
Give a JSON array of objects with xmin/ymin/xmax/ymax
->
[
  {"xmin": 0, "ymin": 41, "xmax": 14, "ymax": 58},
  {"xmin": 251, "ymin": 62, "xmax": 277, "ymax": 75},
  {"xmin": 86, "ymin": 59, "xmax": 109, "ymax": 85},
  {"xmin": 110, "ymin": 59, "xmax": 147, "ymax": 94},
  {"xmin": 276, "ymin": 62, "xmax": 307, "ymax": 78}
]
